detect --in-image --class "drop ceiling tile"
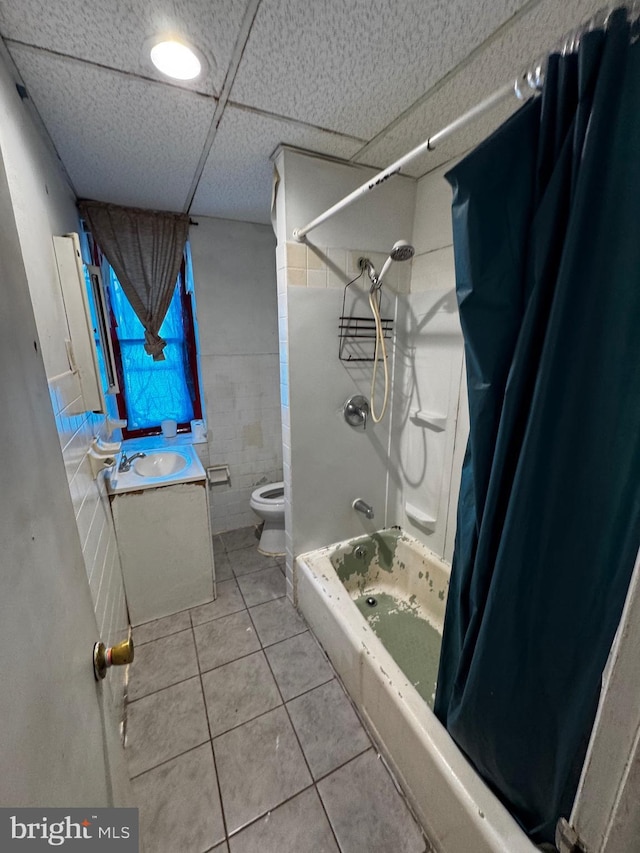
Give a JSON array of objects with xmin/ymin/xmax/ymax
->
[
  {"xmin": 190, "ymin": 105, "xmax": 363, "ymax": 223},
  {"xmin": 0, "ymin": 0, "xmax": 251, "ymax": 96},
  {"xmin": 230, "ymin": 0, "xmax": 530, "ymax": 139},
  {"xmin": 9, "ymin": 44, "xmax": 217, "ymax": 211},
  {"xmin": 357, "ymin": 94, "xmax": 521, "ymax": 178},
  {"xmin": 355, "ymin": 0, "xmax": 606, "ymax": 178}
]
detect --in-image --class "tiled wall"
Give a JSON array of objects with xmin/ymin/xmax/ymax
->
[
  {"xmin": 281, "ymin": 240, "xmax": 410, "ymax": 293},
  {"xmin": 189, "ymin": 217, "xmax": 283, "ymax": 535},
  {"xmin": 275, "ymin": 245, "xmax": 292, "ymax": 598},
  {"xmin": 199, "ymin": 352, "xmax": 282, "ymax": 533}
]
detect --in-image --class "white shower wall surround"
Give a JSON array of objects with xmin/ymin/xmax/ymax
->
[
  {"xmin": 274, "ymin": 146, "xmax": 467, "ymax": 601},
  {"xmin": 281, "ymin": 242, "xmax": 410, "ymax": 577},
  {"xmin": 401, "ymin": 160, "xmax": 467, "ymax": 563},
  {"xmin": 392, "ymin": 286, "xmax": 466, "ymax": 562}
]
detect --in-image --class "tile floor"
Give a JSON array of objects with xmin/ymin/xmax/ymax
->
[{"xmin": 125, "ymin": 526, "xmax": 428, "ymax": 853}]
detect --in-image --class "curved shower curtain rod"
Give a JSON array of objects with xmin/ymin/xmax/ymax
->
[{"xmin": 292, "ymin": 2, "xmax": 634, "ymax": 243}]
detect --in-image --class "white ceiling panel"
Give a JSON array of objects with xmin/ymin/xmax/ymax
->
[
  {"xmin": 230, "ymin": 0, "xmax": 531, "ymax": 139},
  {"xmin": 9, "ymin": 44, "xmax": 217, "ymax": 212},
  {"xmin": 190, "ymin": 105, "xmax": 363, "ymax": 223},
  {"xmin": 0, "ymin": 0, "xmax": 608, "ymax": 219},
  {"xmin": 354, "ymin": 0, "xmax": 607, "ymax": 178},
  {"xmin": 0, "ymin": 0, "xmax": 252, "ymax": 96}
]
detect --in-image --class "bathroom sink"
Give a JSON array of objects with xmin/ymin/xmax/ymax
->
[
  {"xmin": 108, "ymin": 443, "xmax": 206, "ymax": 495},
  {"xmin": 134, "ymin": 450, "xmax": 189, "ymax": 478}
]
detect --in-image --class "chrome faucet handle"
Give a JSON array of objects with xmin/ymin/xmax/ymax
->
[
  {"xmin": 344, "ymin": 395, "xmax": 370, "ymax": 430},
  {"xmin": 117, "ymin": 450, "xmax": 147, "ymax": 473}
]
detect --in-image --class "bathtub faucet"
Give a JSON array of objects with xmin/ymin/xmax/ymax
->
[{"xmin": 352, "ymin": 498, "xmax": 374, "ymax": 520}]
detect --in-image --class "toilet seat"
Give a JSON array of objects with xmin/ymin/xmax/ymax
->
[
  {"xmin": 249, "ymin": 481, "xmax": 286, "ymax": 556},
  {"xmin": 250, "ymin": 482, "xmax": 285, "ymax": 510}
]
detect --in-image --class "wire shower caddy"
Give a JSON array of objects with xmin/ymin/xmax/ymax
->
[{"xmin": 338, "ymin": 278, "xmax": 393, "ymax": 362}]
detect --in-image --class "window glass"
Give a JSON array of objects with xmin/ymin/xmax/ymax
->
[
  {"xmin": 83, "ymin": 265, "xmax": 117, "ymax": 394},
  {"xmin": 108, "ymin": 270, "xmax": 195, "ymax": 430}
]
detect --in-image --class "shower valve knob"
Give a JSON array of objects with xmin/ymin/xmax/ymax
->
[{"xmin": 344, "ymin": 396, "xmax": 369, "ymax": 430}]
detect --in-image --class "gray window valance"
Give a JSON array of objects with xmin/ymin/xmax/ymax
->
[{"xmin": 78, "ymin": 200, "xmax": 190, "ymax": 361}]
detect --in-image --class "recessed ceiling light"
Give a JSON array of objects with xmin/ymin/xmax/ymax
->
[{"xmin": 149, "ymin": 38, "xmax": 202, "ymax": 80}]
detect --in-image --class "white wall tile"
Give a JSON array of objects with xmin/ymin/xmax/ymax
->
[
  {"xmin": 277, "ymin": 265, "xmax": 287, "ymax": 297},
  {"xmin": 190, "ymin": 217, "xmax": 283, "ymax": 533}
]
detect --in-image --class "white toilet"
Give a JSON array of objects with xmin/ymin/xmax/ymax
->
[{"xmin": 249, "ymin": 481, "xmax": 286, "ymax": 556}]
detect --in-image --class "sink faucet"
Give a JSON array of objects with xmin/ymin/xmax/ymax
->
[
  {"xmin": 352, "ymin": 498, "xmax": 374, "ymax": 519},
  {"xmin": 118, "ymin": 451, "xmax": 146, "ymax": 473}
]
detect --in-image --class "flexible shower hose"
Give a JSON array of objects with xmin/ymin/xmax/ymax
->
[{"xmin": 368, "ymin": 288, "xmax": 389, "ymax": 422}]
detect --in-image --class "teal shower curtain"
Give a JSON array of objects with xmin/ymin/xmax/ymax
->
[{"xmin": 434, "ymin": 9, "xmax": 640, "ymax": 844}]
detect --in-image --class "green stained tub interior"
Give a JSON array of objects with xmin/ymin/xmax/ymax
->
[
  {"xmin": 355, "ymin": 592, "xmax": 442, "ymax": 708},
  {"xmin": 328, "ymin": 529, "xmax": 447, "ymax": 708},
  {"xmin": 331, "ymin": 529, "xmax": 401, "ymax": 588}
]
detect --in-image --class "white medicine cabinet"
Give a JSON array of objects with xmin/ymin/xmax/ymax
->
[{"xmin": 52, "ymin": 232, "xmax": 118, "ymax": 414}]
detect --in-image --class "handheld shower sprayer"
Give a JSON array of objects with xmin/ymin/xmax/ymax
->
[
  {"xmin": 375, "ymin": 239, "xmax": 415, "ymax": 289},
  {"xmin": 358, "ymin": 239, "xmax": 415, "ymax": 424},
  {"xmin": 359, "ymin": 240, "xmax": 415, "ymax": 292}
]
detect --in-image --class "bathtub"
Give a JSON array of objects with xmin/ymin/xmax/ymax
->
[{"xmin": 296, "ymin": 529, "xmax": 536, "ymax": 853}]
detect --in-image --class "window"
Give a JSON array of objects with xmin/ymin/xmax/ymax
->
[
  {"xmin": 103, "ymin": 250, "xmax": 203, "ymax": 438},
  {"xmin": 83, "ymin": 263, "xmax": 118, "ymax": 396}
]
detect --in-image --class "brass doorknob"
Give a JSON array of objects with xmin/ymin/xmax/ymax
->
[{"xmin": 93, "ymin": 637, "xmax": 134, "ymax": 680}]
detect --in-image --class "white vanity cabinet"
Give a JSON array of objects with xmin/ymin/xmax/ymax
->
[{"xmin": 111, "ymin": 479, "xmax": 215, "ymax": 626}]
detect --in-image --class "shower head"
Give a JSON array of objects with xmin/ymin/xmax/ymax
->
[
  {"xmin": 389, "ymin": 240, "xmax": 415, "ymax": 262},
  {"xmin": 375, "ymin": 240, "xmax": 415, "ymax": 289},
  {"xmin": 359, "ymin": 239, "xmax": 415, "ymax": 291}
]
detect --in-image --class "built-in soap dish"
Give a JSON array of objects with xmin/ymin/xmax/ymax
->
[
  {"xmin": 409, "ymin": 410, "xmax": 447, "ymax": 431},
  {"xmin": 405, "ymin": 502, "xmax": 436, "ymax": 529}
]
